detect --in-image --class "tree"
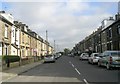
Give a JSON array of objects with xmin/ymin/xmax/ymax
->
[{"xmin": 64, "ymin": 48, "xmax": 70, "ymax": 55}]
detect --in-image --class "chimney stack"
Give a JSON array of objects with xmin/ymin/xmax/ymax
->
[
  {"xmin": 0, "ymin": 11, "xmax": 5, "ymax": 13},
  {"xmin": 115, "ymin": 13, "xmax": 120, "ymax": 20}
]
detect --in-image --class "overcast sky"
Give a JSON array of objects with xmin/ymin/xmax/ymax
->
[{"xmin": 1, "ymin": 0, "xmax": 119, "ymax": 51}]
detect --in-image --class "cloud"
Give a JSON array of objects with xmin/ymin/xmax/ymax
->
[
  {"xmin": 5, "ymin": 2, "xmax": 116, "ymax": 51},
  {"xmin": 2, "ymin": 0, "xmax": 120, "ymax": 2}
]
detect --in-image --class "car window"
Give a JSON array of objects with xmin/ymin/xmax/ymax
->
[
  {"xmin": 45, "ymin": 55, "xmax": 52, "ymax": 57},
  {"xmin": 94, "ymin": 54, "xmax": 98, "ymax": 57},
  {"xmin": 85, "ymin": 53, "xmax": 88, "ymax": 55},
  {"xmin": 110, "ymin": 52, "xmax": 120, "ymax": 56},
  {"xmin": 99, "ymin": 53, "xmax": 102, "ymax": 56},
  {"xmin": 103, "ymin": 52, "xmax": 109, "ymax": 56},
  {"xmin": 118, "ymin": 52, "xmax": 120, "ymax": 56},
  {"xmin": 99, "ymin": 53, "xmax": 106, "ymax": 57}
]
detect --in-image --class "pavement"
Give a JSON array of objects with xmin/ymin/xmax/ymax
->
[
  {"xmin": 4, "ymin": 56, "xmax": 82, "ymax": 83},
  {"xmin": 1, "ymin": 60, "xmax": 44, "ymax": 83}
]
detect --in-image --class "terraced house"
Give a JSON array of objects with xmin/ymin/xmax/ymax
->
[
  {"xmin": 36, "ymin": 35, "xmax": 43, "ymax": 58},
  {"xmin": 11, "ymin": 21, "xmax": 20, "ymax": 56},
  {"xmin": 0, "ymin": 11, "xmax": 14, "ymax": 56},
  {"xmin": 29, "ymin": 31, "xmax": 38, "ymax": 58},
  {"xmin": 73, "ymin": 13, "xmax": 120, "ymax": 54},
  {"xmin": 20, "ymin": 23, "xmax": 31, "ymax": 59},
  {"xmin": 0, "ymin": 11, "xmax": 53, "ymax": 60},
  {"xmin": 48, "ymin": 45, "xmax": 53, "ymax": 55},
  {"xmin": 41, "ymin": 40, "xmax": 47, "ymax": 56}
]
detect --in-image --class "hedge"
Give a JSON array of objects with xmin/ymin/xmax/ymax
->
[{"xmin": 2, "ymin": 55, "xmax": 20, "ymax": 63}]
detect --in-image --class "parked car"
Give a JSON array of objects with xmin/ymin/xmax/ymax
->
[
  {"xmin": 44, "ymin": 55, "xmax": 55, "ymax": 63},
  {"xmin": 98, "ymin": 51, "xmax": 120, "ymax": 70},
  {"xmin": 54, "ymin": 53, "xmax": 62, "ymax": 59},
  {"xmin": 88, "ymin": 53, "xmax": 100, "ymax": 64},
  {"xmin": 54, "ymin": 54, "xmax": 60, "ymax": 59},
  {"xmin": 79, "ymin": 53, "xmax": 89, "ymax": 60},
  {"xmin": 54, "ymin": 54, "xmax": 59, "ymax": 59},
  {"xmin": 68, "ymin": 53, "xmax": 74, "ymax": 57}
]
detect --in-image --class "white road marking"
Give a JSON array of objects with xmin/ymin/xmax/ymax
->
[
  {"xmin": 69, "ymin": 61, "xmax": 81, "ymax": 75},
  {"xmin": 83, "ymin": 79, "xmax": 89, "ymax": 84},
  {"xmin": 75, "ymin": 68, "xmax": 81, "ymax": 75},
  {"xmin": 71, "ymin": 64, "xmax": 75, "ymax": 68}
]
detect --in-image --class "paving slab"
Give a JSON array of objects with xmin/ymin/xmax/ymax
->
[{"xmin": 1, "ymin": 60, "xmax": 43, "ymax": 82}]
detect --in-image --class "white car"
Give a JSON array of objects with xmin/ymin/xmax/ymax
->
[
  {"xmin": 44, "ymin": 55, "xmax": 55, "ymax": 63},
  {"xmin": 88, "ymin": 53, "xmax": 100, "ymax": 64},
  {"xmin": 79, "ymin": 53, "xmax": 89, "ymax": 60}
]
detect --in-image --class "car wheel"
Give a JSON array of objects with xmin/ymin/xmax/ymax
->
[{"xmin": 106, "ymin": 63, "xmax": 111, "ymax": 70}]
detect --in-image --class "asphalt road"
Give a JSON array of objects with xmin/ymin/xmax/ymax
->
[{"xmin": 5, "ymin": 56, "xmax": 120, "ymax": 84}]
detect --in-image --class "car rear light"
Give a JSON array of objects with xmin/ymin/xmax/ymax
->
[{"xmin": 109, "ymin": 56, "xmax": 113, "ymax": 64}]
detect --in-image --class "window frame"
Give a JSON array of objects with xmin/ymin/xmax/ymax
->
[{"xmin": 4, "ymin": 25, "xmax": 8, "ymax": 38}]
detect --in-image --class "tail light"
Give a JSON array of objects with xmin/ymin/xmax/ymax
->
[{"xmin": 109, "ymin": 57, "xmax": 113, "ymax": 64}]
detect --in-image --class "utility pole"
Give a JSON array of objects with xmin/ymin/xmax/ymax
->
[{"xmin": 46, "ymin": 30, "xmax": 49, "ymax": 55}]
